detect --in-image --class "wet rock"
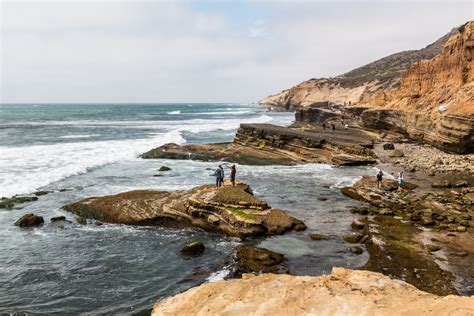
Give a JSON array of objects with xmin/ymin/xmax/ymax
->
[
  {"xmin": 343, "ymin": 233, "xmax": 364, "ymax": 243},
  {"xmin": 34, "ymin": 191, "xmax": 51, "ymax": 196},
  {"xmin": 181, "ymin": 241, "xmax": 205, "ymax": 256},
  {"xmin": 383, "ymin": 143, "xmax": 395, "ymax": 150},
  {"xmin": 317, "ymin": 197, "xmax": 328, "ymax": 201},
  {"xmin": 15, "ymin": 213, "xmax": 44, "ymax": 227},
  {"xmin": 379, "ymin": 208, "xmax": 394, "ymax": 216},
  {"xmin": 426, "ymin": 245, "xmax": 441, "ymax": 253},
  {"xmin": 420, "ymin": 211, "xmax": 434, "ymax": 226},
  {"xmin": 76, "ymin": 217, "xmax": 87, "ymax": 225},
  {"xmin": 51, "ymin": 216, "xmax": 66, "ymax": 222},
  {"xmin": 350, "ymin": 246, "xmax": 363, "ymax": 255},
  {"xmin": 95, "ymin": 221, "xmax": 104, "ymax": 226},
  {"xmin": 233, "ymin": 245, "xmax": 288, "ymax": 276},
  {"xmin": 309, "ymin": 233, "xmax": 327, "ymax": 240},
  {"xmin": 293, "ymin": 221, "xmax": 307, "ymax": 231},
  {"xmin": 453, "ymin": 180, "xmax": 468, "ymax": 188},
  {"xmin": 0, "ymin": 196, "xmax": 38, "ymax": 209},
  {"xmin": 389, "ymin": 149, "xmax": 404, "ymax": 157},
  {"xmin": 153, "ymin": 174, "xmax": 164, "ymax": 177},
  {"xmin": 431, "ymin": 180, "xmax": 451, "ymax": 188},
  {"xmin": 351, "ymin": 219, "xmax": 365, "ymax": 230},
  {"xmin": 158, "ymin": 166, "xmax": 171, "ymax": 172}
]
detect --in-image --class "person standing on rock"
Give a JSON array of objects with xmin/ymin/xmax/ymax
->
[
  {"xmin": 229, "ymin": 165, "xmax": 237, "ymax": 187},
  {"xmin": 397, "ymin": 171, "xmax": 405, "ymax": 189},
  {"xmin": 376, "ymin": 170, "xmax": 384, "ymax": 189},
  {"xmin": 214, "ymin": 165, "xmax": 223, "ymax": 188}
]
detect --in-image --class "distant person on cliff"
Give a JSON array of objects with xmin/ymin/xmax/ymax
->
[
  {"xmin": 322, "ymin": 122, "xmax": 326, "ymax": 130},
  {"xmin": 376, "ymin": 170, "xmax": 384, "ymax": 189},
  {"xmin": 331, "ymin": 123, "xmax": 336, "ymax": 131},
  {"xmin": 214, "ymin": 165, "xmax": 223, "ymax": 188}
]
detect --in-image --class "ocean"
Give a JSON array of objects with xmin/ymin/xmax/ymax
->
[{"xmin": 0, "ymin": 103, "xmax": 372, "ymax": 315}]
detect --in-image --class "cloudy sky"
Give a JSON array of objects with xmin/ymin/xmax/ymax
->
[{"xmin": 1, "ymin": 0, "xmax": 472, "ymax": 103}]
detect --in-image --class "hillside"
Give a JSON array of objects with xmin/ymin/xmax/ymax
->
[{"xmin": 259, "ymin": 28, "xmax": 459, "ymax": 110}]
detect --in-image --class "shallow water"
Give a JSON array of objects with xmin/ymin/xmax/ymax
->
[{"xmin": 0, "ymin": 104, "xmax": 372, "ymax": 315}]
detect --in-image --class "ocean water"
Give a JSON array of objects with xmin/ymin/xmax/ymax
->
[{"xmin": 0, "ymin": 103, "xmax": 371, "ymax": 315}]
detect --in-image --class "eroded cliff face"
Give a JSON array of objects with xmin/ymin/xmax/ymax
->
[
  {"xmin": 152, "ymin": 268, "xmax": 474, "ymax": 316},
  {"xmin": 259, "ymin": 28, "xmax": 455, "ymax": 110},
  {"xmin": 361, "ymin": 21, "xmax": 474, "ymax": 153}
]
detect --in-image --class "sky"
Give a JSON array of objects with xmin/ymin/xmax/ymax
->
[{"xmin": 0, "ymin": 0, "xmax": 472, "ymax": 103}]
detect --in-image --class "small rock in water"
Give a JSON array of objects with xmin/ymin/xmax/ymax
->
[
  {"xmin": 76, "ymin": 217, "xmax": 87, "ymax": 225},
  {"xmin": 34, "ymin": 191, "xmax": 51, "ymax": 196},
  {"xmin": 351, "ymin": 219, "xmax": 365, "ymax": 230},
  {"xmin": 51, "ymin": 216, "xmax": 66, "ymax": 222},
  {"xmin": 153, "ymin": 174, "xmax": 164, "ymax": 177},
  {"xmin": 343, "ymin": 233, "xmax": 364, "ymax": 243},
  {"xmin": 317, "ymin": 197, "xmax": 328, "ymax": 201},
  {"xmin": 350, "ymin": 246, "xmax": 363, "ymax": 255},
  {"xmin": 309, "ymin": 233, "xmax": 327, "ymax": 241},
  {"xmin": 15, "ymin": 213, "xmax": 44, "ymax": 227},
  {"xmin": 181, "ymin": 241, "xmax": 205, "ymax": 255},
  {"xmin": 159, "ymin": 166, "xmax": 171, "ymax": 172}
]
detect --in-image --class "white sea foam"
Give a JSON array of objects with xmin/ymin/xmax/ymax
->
[
  {"xmin": 206, "ymin": 267, "xmax": 230, "ymax": 282},
  {"xmin": 167, "ymin": 110, "xmax": 181, "ymax": 115},
  {"xmin": 59, "ymin": 134, "xmax": 100, "ymax": 139},
  {"xmin": 0, "ymin": 130, "xmax": 185, "ymax": 197}
]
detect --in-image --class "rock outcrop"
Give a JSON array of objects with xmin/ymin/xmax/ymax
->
[
  {"xmin": 261, "ymin": 22, "xmax": 473, "ymax": 153},
  {"xmin": 142, "ymin": 123, "xmax": 376, "ymax": 166},
  {"xmin": 62, "ymin": 183, "xmax": 305, "ymax": 239},
  {"xmin": 151, "ymin": 267, "xmax": 474, "ymax": 315},
  {"xmin": 15, "ymin": 213, "xmax": 44, "ymax": 227}
]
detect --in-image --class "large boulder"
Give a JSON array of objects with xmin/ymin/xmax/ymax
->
[
  {"xmin": 181, "ymin": 241, "xmax": 205, "ymax": 256},
  {"xmin": 63, "ymin": 183, "xmax": 305, "ymax": 239}
]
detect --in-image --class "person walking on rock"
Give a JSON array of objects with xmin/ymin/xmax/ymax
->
[{"xmin": 376, "ymin": 170, "xmax": 384, "ymax": 189}]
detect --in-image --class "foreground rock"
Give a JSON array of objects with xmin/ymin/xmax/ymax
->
[
  {"xmin": 142, "ymin": 123, "xmax": 376, "ymax": 166},
  {"xmin": 151, "ymin": 268, "xmax": 474, "ymax": 315},
  {"xmin": 63, "ymin": 183, "xmax": 305, "ymax": 239},
  {"xmin": 15, "ymin": 213, "xmax": 44, "ymax": 227}
]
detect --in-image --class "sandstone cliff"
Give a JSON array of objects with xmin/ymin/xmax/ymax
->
[
  {"xmin": 259, "ymin": 28, "xmax": 456, "ymax": 110},
  {"xmin": 151, "ymin": 267, "xmax": 474, "ymax": 315},
  {"xmin": 360, "ymin": 21, "xmax": 474, "ymax": 153},
  {"xmin": 261, "ymin": 21, "xmax": 473, "ymax": 153}
]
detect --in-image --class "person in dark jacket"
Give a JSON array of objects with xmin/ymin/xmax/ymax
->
[{"xmin": 228, "ymin": 165, "xmax": 237, "ymax": 187}]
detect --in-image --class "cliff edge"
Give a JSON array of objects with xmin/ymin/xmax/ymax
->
[{"xmin": 152, "ymin": 267, "xmax": 474, "ymax": 315}]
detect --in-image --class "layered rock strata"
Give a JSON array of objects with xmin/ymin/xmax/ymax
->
[
  {"xmin": 151, "ymin": 268, "xmax": 474, "ymax": 315},
  {"xmin": 142, "ymin": 123, "xmax": 376, "ymax": 166},
  {"xmin": 62, "ymin": 183, "xmax": 305, "ymax": 239}
]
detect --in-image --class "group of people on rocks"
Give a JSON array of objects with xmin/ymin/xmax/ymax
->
[
  {"xmin": 376, "ymin": 170, "xmax": 405, "ymax": 190},
  {"xmin": 213, "ymin": 164, "xmax": 237, "ymax": 189}
]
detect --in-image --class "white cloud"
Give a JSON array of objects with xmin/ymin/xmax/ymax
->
[{"xmin": 0, "ymin": 0, "xmax": 472, "ymax": 103}]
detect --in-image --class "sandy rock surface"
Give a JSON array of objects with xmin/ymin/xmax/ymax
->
[{"xmin": 152, "ymin": 267, "xmax": 474, "ymax": 316}]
